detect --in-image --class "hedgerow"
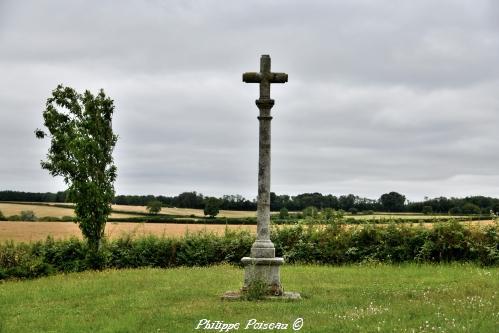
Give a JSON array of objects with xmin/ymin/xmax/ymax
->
[{"xmin": 0, "ymin": 221, "xmax": 497, "ymax": 280}]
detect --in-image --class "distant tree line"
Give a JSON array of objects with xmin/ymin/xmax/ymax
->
[
  {"xmin": 0, "ymin": 190, "xmax": 68, "ymax": 203},
  {"xmin": 406, "ymin": 196, "xmax": 499, "ymax": 215},
  {"xmin": 1, "ymin": 190, "xmax": 499, "ymax": 215}
]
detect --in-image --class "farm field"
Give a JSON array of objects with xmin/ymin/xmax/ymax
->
[
  {"xmin": 0, "ymin": 202, "xmax": 256, "ymax": 218},
  {"xmin": 0, "ymin": 221, "xmax": 256, "ymax": 243},
  {"xmin": 0, "ymin": 220, "xmax": 494, "ymax": 243},
  {"xmin": 0, "ymin": 264, "xmax": 497, "ymax": 332},
  {"xmin": 0, "ymin": 202, "xmax": 483, "ymax": 221},
  {"xmin": 0, "ymin": 203, "xmax": 137, "ymax": 219},
  {"xmin": 111, "ymin": 204, "xmax": 257, "ymax": 218}
]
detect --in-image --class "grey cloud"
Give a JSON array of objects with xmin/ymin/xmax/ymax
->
[{"xmin": 1, "ymin": 0, "xmax": 499, "ymax": 200}]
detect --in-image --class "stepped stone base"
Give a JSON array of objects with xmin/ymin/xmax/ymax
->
[{"xmin": 221, "ymin": 256, "xmax": 300, "ymax": 301}]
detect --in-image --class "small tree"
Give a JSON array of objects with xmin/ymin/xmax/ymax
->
[
  {"xmin": 204, "ymin": 197, "xmax": 221, "ymax": 218},
  {"xmin": 35, "ymin": 85, "xmax": 117, "ymax": 257},
  {"xmin": 0, "ymin": 210, "xmax": 6, "ymax": 221},
  {"xmin": 146, "ymin": 200, "xmax": 162, "ymax": 215},
  {"xmin": 279, "ymin": 207, "xmax": 289, "ymax": 219}
]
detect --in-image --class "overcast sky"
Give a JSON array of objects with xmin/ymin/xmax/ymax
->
[{"xmin": 1, "ymin": 0, "xmax": 499, "ymax": 201}]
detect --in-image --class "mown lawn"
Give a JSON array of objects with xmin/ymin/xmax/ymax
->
[{"xmin": 0, "ymin": 264, "xmax": 497, "ymax": 332}]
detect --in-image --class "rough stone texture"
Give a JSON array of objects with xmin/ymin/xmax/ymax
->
[
  {"xmin": 242, "ymin": 55, "xmax": 287, "ymax": 260},
  {"xmin": 236, "ymin": 55, "xmax": 298, "ymax": 300},
  {"xmin": 241, "ymin": 257, "xmax": 284, "ymax": 295}
]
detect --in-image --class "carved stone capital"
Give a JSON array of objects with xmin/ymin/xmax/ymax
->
[{"xmin": 255, "ymin": 99, "xmax": 275, "ymax": 109}]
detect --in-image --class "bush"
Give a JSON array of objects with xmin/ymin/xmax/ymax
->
[
  {"xmin": 40, "ymin": 237, "xmax": 88, "ymax": 272},
  {"xmin": 0, "ymin": 241, "xmax": 54, "ymax": 278},
  {"xmin": 279, "ymin": 208, "xmax": 289, "ymax": 219},
  {"xmin": 0, "ymin": 210, "xmax": 6, "ymax": 221},
  {"xmin": 38, "ymin": 216, "xmax": 61, "ymax": 222},
  {"xmin": 20, "ymin": 210, "xmax": 37, "ymax": 221},
  {"xmin": 302, "ymin": 206, "xmax": 318, "ymax": 218},
  {"xmin": 0, "ymin": 223, "xmax": 498, "ymax": 281}
]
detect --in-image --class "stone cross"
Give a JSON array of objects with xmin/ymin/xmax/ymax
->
[
  {"xmin": 242, "ymin": 55, "xmax": 288, "ymax": 101},
  {"xmin": 243, "ymin": 55, "xmax": 287, "ymax": 259},
  {"xmin": 240, "ymin": 55, "xmax": 288, "ymax": 295}
]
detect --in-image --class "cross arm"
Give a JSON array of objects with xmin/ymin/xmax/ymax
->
[
  {"xmin": 243, "ymin": 72, "xmax": 261, "ymax": 83},
  {"xmin": 270, "ymin": 72, "xmax": 288, "ymax": 83}
]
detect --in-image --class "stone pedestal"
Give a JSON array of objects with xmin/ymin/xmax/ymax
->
[{"xmin": 241, "ymin": 257, "xmax": 284, "ymax": 296}]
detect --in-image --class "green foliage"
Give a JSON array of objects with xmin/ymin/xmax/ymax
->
[
  {"xmin": 380, "ymin": 191, "xmax": 406, "ymax": 212},
  {"xmin": 37, "ymin": 237, "xmax": 88, "ymax": 272},
  {"xmin": 319, "ymin": 208, "xmax": 344, "ymax": 227},
  {"xmin": 203, "ymin": 197, "xmax": 221, "ymax": 218},
  {"xmin": 321, "ymin": 207, "xmax": 334, "ymax": 220},
  {"xmin": 461, "ymin": 202, "xmax": 481, "ymax": 215},
  {"xmin": 0, "ymin": 242, "xmax": 54, "ymax": 279},
  {"xmin": 35, "ymin": 85, "xmax": 118, "ymax": 253},
  {"xmin": 146, "ymin": 200, "xmax": 162, "ymax": 215},
  {"xmin": 1, "ymin": 223, "xmax": 498, "ymax": 281},
  {"xmin": 279, "ymin": 207, "xmax": 289, "ymax": 219},
  {"xmin": 38, "ymin": 216, "xmax": 59, "ymax": 222},
  {"xmin": 20, "ymin": 210, "xmax": 37, "ymax": 221},
  {"xmin": 302, "ymin": 206, "xmax": 318, "ymax": 218},
  {"xmin": 0, "ymin": 210, "xmax": 6, "ymax": 221},
  {"xmin": 338, "ymin": 194, "xmax": 356, "ymax": 210},
  {"xmin": 348, "ymin": 207, "xmax": 358, "ymax": 215},
  {"xmin": 422, "ymin": 205, "xmax": 433, "ymax": 215},
  {"xmin": 245, "ymin": 279, "xmax": 267, "ymax": 301}
]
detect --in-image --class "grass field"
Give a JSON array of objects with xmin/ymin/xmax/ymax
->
[{"xmin": 0, "ymin": 264, "xmax": 497, "ymax": 332}]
